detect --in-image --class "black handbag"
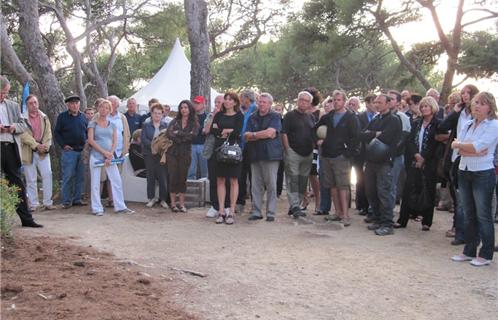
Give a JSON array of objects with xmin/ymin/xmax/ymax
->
[{"xmin": 216, "ymin": 135, "xmax": 242, "ymax": 164}]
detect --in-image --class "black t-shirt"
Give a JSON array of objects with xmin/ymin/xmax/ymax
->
[
  {"xmin": 282, "ymin": 109, "xmax": 314, "ymax": 156},
  {"xmin": 211, "ymin": 111, "xmax": 244, "ymax": 149}
]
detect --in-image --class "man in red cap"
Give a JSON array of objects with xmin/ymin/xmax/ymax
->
[{"xmin": 188, "ymin": 95, "xmax": 208, "ymax": 180}]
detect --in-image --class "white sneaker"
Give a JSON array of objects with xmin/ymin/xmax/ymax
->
[
  {"xmin": 145, "ymin": 198, "xmax": 157, "ymax": 208},
  {"xmin": 160, "ymin": 201, "xmax": 169, "ymax": 209},
  {"xmin": 116, "ymin": 208, "xmax": 135, "ymax": 215},
  {"xmin": 451, "ymin": 254, "xmax": 473, "ymax": 262},
  {"xmin": 206, "ymin": 206, "xmax": 218, "ymax": 218},
  {"xmin": 470, "ymin": 258, "xmax": 491, "ymax": 267},
  {"xmin": 94, "ymin": 211, "xmax": 104, "ymax": 216}
]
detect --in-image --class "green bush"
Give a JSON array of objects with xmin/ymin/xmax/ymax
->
[{"xmin": 0, "ymin": 177, "xmax": 20, "ymax": 238}]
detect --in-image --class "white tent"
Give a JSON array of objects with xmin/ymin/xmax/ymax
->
[{"xmin": 130, "ymin": 38, "xmax": 220, "ymax": 112}]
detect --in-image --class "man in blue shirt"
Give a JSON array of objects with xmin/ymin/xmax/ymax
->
[
  {"xmin": 244, "ymin": 93, "xmax": 283, "ymax": 222},
  {"xmin": 54, "ymin": 95, "xmax": 88, "ymax": 208},
  {"xmin": 236, "ymin": 89, "xmax": 257, "ymax": 213},
  {"xmin": 188, "ymin": 95, "xmax": 208, "ymax": 180},
  {"xmin": 124, "ymin": 98, "xmax": 143, "ymax": 137}
]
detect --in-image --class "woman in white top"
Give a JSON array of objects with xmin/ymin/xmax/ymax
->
[
  {"xmin": 87, "ymin": 99, "xmax": 134, "ymax": 216},
  {"xmin": 450, "ymin": 92, "xmax": 498, "ymax": 266}
]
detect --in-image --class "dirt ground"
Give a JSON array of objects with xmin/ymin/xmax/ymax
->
[{"xmin": 1, "ymin": 197, "xmax": 497, "ymax": 320}]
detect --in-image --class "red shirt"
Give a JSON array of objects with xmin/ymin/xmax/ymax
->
[{"xmin": 29, "ymin": 112, "xmax": 42, "ymax": 143}]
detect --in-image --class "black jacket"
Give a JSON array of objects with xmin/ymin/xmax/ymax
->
[
  {"xmin": 314, "ymin": 110, "xmax": 360, "ymax": 158},
  {"xmin": 406, "ymin": 117, "xmax": 441, "ymax": 175},
  {"xmin": 358, "ymin": 111, "xmax": 402, "ymax": 162}
]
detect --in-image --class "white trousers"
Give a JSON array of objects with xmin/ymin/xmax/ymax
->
[
  {"xmin": 23, "ymin": 153, "xmax": 53, "ymax": 207},
  {"xmin": 89, "ymin": 154, "xmax": 127, "ymax": 213}
]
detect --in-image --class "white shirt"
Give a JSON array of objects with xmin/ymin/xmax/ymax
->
[
  {"xmin": 108, "ymin": 112, "xmax": 124, "ymax": 157},
  {"xmin": 418, "ymin": 125, "xmax": 425, "ymax": 153},
  {"xmin": 451, "ymin": 109, "xmax": 473, "ymax": 162},
  {"xmin": 458, "ymin": 118, "xmax": 498, "ymax": 171},
  {"xmin": 0, "ymin": 101, "xmax": 14, "ymax": 142},
  {"xmin": 395, "ymin": 110, "xmax": 411, "ymax": 132}
]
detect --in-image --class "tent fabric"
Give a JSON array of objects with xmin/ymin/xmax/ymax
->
[{"xmin": 130, "ymin": 38, "xmax": 220, "ymax": 112}]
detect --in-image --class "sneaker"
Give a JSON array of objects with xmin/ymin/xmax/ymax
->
[
  {"xmin": 179, "ymin": 206, "xmax": 187, "ymax": 213},
  {"xmin": 374, "ymin": 226, "xmax": 394, "ymax": 236},
  {"xmin": 225, "ymin": 215, "xmax": 235, "ymax": 225},
  {"xmin": 341, "ymin": 218, "xmax": 351, "ymax": 227},
  {"xmin": 367, "ymin": 223, "xmax": 381, "ymax": 231},
  {"xmin": 44, "ymin": 205, "xmax": 57, "ymax": 210},
  {"xmin": 206, "ymin": 206, "xmax": 218, "ymax": 218},
  {"xmin": 145, "ymin": 198, "xmax": 157, "ymax": 208},
  {"xmin": 116, "ymin": 208, "xmax": 135, "ymax": 215},
  {"xmin": 160, "ymin": 201, "xmax": 169, "ymax": 209},
  {"xmin": 325, "ymin": 214, "xmax": 341, "ymax": 222},
  {"xmin": 470, "ymin": 257, "xmax": 491, "ymax": 267},
  {"xmin": 215, "ymin": 215, "xmax": 225, "ymax": 224},
  {"xmin": 292, "ymin": 209, "xmax": 306, "ymax": 218},
  {"xmin": 94, "ymin": 211, "xmax": 104, "ymax": 216},
  {"xmin": 62, "ymin": 203, "xmax": 72, "ymax": 209},
  {"xmin": 451, "ymin": 254, "xmax": 473, "ymax": 262}
]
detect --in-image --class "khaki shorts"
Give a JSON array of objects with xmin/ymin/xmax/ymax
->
[{"xmin": 321, "ymin": 155, "xmax": 351, "ymax": 189}]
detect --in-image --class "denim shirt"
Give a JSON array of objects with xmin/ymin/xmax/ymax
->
[{"xmin": 458, "ymin": 118, "xmax": 498, "ymax": 171}]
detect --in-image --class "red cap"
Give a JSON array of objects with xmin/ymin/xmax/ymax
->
[{"xmin": 193, "ymin": 96, "xmax": 205, "ymax": 104}]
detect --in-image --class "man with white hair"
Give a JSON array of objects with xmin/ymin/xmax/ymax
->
[
  {"xmin": 124, "ymin": 97, "xmax": 143, "ymax": 136},
  {"xmin": 346, "ymin": 96, "xmax": 361, "ymax": 114},
  {"xmin": 282, "ymin": 91, "xmax": 315, "ymax": 218},
  {"xmin": 244, "ymin": 93, "xmax": 283, "ymax": 222},
  {"xmin": 107, "ymin": 95, "xmax": 130, "ymax": 158}
]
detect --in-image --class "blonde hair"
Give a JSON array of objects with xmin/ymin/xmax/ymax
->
[
  {"xmin": 419, "ymin": 96, "xmax": 439, "ymax": 115},
  {"xmin": 472, "ymin": 92, "xmax": 497, "ymax": 120},
  {"xmin": 98, "ymin": 99, "xmax": 112, "ymax": 112}
]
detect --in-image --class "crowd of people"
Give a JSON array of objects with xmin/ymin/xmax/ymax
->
[{"xmin": 1, "ymin": 74, "xmax": 498, "ymax": 267}]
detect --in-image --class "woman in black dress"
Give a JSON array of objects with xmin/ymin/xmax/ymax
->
[
  {"xmin": 210, "ymin": 92, "xmax": 244, "ymax": 224},
  {"xmin": 395, "ymin": 96, "xmax": 441, "ymax": 230}
]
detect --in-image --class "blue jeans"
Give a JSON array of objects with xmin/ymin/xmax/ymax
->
[
  {"xmin": 459, "ymin": 169, "xmax": 496, "ymax": 260},
  {"xmin": 188, "ymin": 144, "xmax": 208, "ymax": 180},
  {"xmin": 390, "ymin": 155, "xmax": 404, "ymax": 206},
  {"xmin": 61, "ymin": 150, "xmax": 84, "ymax": 205},
  {"xmin": 318, "ymin": 160, "xmax": 331, "ymax": 212},
  {"xmin": 365, "ymin": 162, "xmax": 394, "ymax": 227},
  {"xmin": 454, "ymin": 189, "xmax": 466, "ymax": 241}
]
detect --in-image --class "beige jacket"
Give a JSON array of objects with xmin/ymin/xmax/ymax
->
[
  {"xmin": 2, "ymin": 99, "xmax": 28, "ymax": 161},
  {"xmin": 20, "ymin": 110, "xmax": 52, "ymax": 165}
]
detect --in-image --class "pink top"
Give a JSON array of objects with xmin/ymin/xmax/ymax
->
[{"xmin": 29, "ymin": 112, "xmax": 42, "ymax": 142}]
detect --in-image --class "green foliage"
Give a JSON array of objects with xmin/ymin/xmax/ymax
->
[
  {"xmin": 458, "ymin": 31, "xmax": 498, "ymax": 78},
  {"xmin": 0, "ymin": 178, "xmax": 20, "ymax": 238}
]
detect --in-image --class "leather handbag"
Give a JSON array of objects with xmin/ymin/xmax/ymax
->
[{"xmin": 216, "ymin": 135, "xmax": 242, "ymax": 164}]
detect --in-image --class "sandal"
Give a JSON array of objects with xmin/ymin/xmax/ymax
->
[
  {"xmin": 171, "ymin": 206, "xmax": 180, "ymax": 213},
  {"xmin": 225, "ymin": 215, "xmax": 234, "ymax": 225},
  {"xmin": 179, "ymin": 205, "xmax": 187, "ymax": 213},
  {"xmin": 215, "ymin": 215, "xmax": 225, "ymax": 224}
]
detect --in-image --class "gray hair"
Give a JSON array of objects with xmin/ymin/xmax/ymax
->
[
  {"xmin": 240, "ymin": 89, "xmax": 255, "ymax": 103},
  {"xmin": 0, "ymin": 75, "xmax": 10, "ymax": 90},
  {"xmin": 259, "ymin": 92, "xmax": 273, "ymax": 103},
  {"xmin": 426, "ymin": 88, "xmax": 440, "ymax": 98},
  {"xmin": 332, "ymin": 89, "xmax": 347, "ymax": 102},
  {"xmin": 107, "ymin": 95, "xmax": 121, "ymax": 105}
]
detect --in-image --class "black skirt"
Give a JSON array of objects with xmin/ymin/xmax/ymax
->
[{"xmin": 215, "ymin": 160, "xmax": 242, "ymax": 178}]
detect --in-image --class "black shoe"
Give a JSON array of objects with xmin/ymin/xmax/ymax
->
[
  {"xmin": 61, "ymin": 203, "xmax": 72, "ymax": 209},
  {"xmin": 287, "ymin": 209, "xmax": 293, "ymax": 216},
  {"xmin": 358, "ymin": 210, "xmax": 368, "ymax": 216},
  {"xmin": 313, "ymin": 210, "xmax": 329, "ymax": 216},
  {"xmin": 22, "ymin": 221, "xmax": 43, "ymax": 228},
  {"xmin": 72, "ymin": 201, "xmax": 87, "ymax": 206},
  {"xmin": 393, "ymin": 223, "xmax": 405, "ymax": 229},
  {"xmin": 266, "ymin": 216, "xmax": 275, "ymax": 222},
  {"xmin": 248, "ymin": 215, "xmax": 263, "ymax": 221},
  {"xmin": 367, "ymin": 223, "xmax": 381, "ymax": 231},
  {"xmin": 451, "ymin": 239, "xmax": 465, "ymax": 246},
  {"xmin": 375, "ymin": 226, "xmax": 394, "ymax": 236},
  {"xmin": 292, "ymin": 210, "xmax": 306, "ymax": 218},
  {"xmin": 364, "ymin": 216, "xmax": 375, "ymax": 223}
]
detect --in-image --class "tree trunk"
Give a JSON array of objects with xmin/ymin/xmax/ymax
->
[
  {"xmin": 18, "ymin": 0, "xmax": 66, "ymax": 126},
  {"xmin": 185, "ymin": 0, "xmax": 211, "ymax": 111},
  {"xmin": 0, "ymin": 13, "xmax": 40, "ymax": 98}
]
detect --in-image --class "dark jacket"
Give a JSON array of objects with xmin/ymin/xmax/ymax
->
[
  {"xmin": 358, "ymin": 111, "xmax": 402, "ymax": 163},
  {"xmin": 315, "ymin": 110, "xmax": 360, "ymax": 158},
  {"xmin": 165, "ymin": 118, "xmax": 198, "ymax": 157},
  {"xmin": 406, "ymin": 117, "xmax": 441, "ymax": 175},
  {"xmin": 54, "ymin": 111, "xmax": 88, "ymax": 151},
  {"xmin": 141, "ymin": 121, "xmax": 167, "ymax": 156},
  {"xmin": 245, "ymin": 111, "xmax": 283, "ymax": 162}
]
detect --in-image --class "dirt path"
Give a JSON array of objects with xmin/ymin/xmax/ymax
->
[{"xmin": 14, "ymin": 199, "xmax": 498, "ymax": 320}]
